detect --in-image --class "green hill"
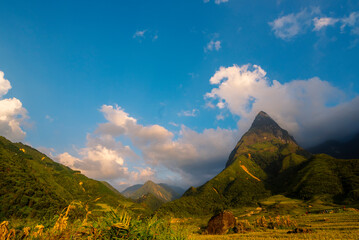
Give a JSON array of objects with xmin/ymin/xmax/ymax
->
[
  {"xmin": 158, "ymin": 111, "xmax": 359, "ymax": 217},
  {"xmin": 0, "ymin": 136, "xmax": 144, "ymax": 220}
]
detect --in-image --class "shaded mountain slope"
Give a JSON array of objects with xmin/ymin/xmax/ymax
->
[
  {"xmin": 308, "ymin": 133, "xmax": 359, "ymax": 159},
  {"xmin": 291, "ymin": 154, "xmax": 359, "ymax": 202},
  {"xmin": 0, "ymin": 136, "xmax": 140, "ymax": 220}
]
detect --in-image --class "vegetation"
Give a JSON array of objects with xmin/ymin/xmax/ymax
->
[
  {"xmin": 0, "ymin": 136, "xmax": 147, "ymax": 220},
  {"xmin": 0, "ymin": 202, "xmax": 187, "ymax": 239}
]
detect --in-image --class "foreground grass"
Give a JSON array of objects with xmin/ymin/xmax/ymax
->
[
  {"xmin": 0, "ymin": 202, "xmax": 188, "ymax": 240},
  {"xmin": 1, "ymin": 198, "xmax": 359, "ymax": 239}
]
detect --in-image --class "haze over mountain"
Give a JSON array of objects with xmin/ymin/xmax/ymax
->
[{"xmin": 158, "ymin": 111, "xmax": 359, "ymax": 216}]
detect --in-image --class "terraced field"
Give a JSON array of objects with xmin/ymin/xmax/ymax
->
[{"xmin": 190, "ymin": 210, "xmax": 359, "ymax": 240}]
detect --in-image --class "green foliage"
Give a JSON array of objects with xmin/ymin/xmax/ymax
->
[
  {"xmin": 291, "ymin": 154, "xmax": 359, "ymax": 203},
  {"xmin": 0, "ymin": 136, "xmax": 147, "ymax": 220},
  {"xmin": 136, "ymin": 193, "xmax": 166, "ymax": 211}
]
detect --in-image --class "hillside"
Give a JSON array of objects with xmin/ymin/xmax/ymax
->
[
  {"xmin": 158, "ymin": 111, "xmax": 359, "ymax": 217},
  {"xmin": 0, "ymin": 136, "xmax": 143, "ymax": 220}
]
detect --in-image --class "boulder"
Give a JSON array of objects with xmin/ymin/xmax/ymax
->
[{"xmin": 206, "ymin": 211, "xmax": 236, "ymax": 235}]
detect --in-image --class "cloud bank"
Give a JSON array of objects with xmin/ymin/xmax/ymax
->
[
  {"xmin": 0, "ymin": 71, "xmax": 28, "ymax": 141},
  {"xmin": 205, "ymin": 64, "xmax": 359, "ymax": 147}
]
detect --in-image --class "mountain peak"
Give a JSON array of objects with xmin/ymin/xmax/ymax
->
[
  {"xmin": 225, "ymin": 111, "xmax": 299, "ymax": 168},
  {"xmin": 250, "ymin": 111, "xmax": 281, "ymax": 132},
  {"xmin": 247, "ymin": 111, "xmax": 296, "ymax": 143},
  {"xmin": 144, "ymin": 180, "xmax": 155, "ymax": 185}
]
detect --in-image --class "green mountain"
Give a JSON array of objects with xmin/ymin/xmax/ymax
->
[
  {"xmin": 158, "ymin": 111, "xmax": 359, "ymax": 217},
  {"xmin": 0, "ymin": 136, "xmax": 142, "ymax": 220},
  {"xmin": 122, "ymin": 180, "xmax": 180, "ymax": 202}
]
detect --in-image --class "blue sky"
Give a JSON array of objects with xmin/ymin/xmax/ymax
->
[{"xmin": 1, "ymin": 0, "xmax": 359, "ymax": 189}]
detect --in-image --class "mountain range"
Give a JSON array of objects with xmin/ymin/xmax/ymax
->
[
  {"xmin": 1, "ymin": 111, "xmax": 358, "ymax": 219},
  {"xmin": 158, "ymin": 111, "xmax": 359, "ymax": 216}
]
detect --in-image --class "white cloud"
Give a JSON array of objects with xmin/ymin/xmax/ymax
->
[
  {"xmin": 57, "ymin": 104, "xmax": 238, "ymax": 188},
  {"xmin": 205, "ymin": 40, "xmax": 221, "ymax": 52},
  {"xmin": 133, "ymin": 30, "xmax": 147, "ymax": 38},
  {"xmin": 0, "ymin": 71, "xmax": 28, "ymax": 141},
  {"xmin": 133, "ymin": 29, "xmax": 159, "ymax": 41},
  {"xmin": 271, "ymin": 10, "xmax": 359, "ymax": 39},
  {"xmin": 269, "ymin": 9, "xmax": 316, "ymax": 40},
  {"xmin": 341, "ymin": 12, "xmax": 359, "ymax": 34},
  {"xmin": 178, "ymin": 109, "xmax": 198, "ymax": 117},
  {"xmin": 204, "ymin": 0, "xmax": 228, "ymax": 4},
  {"xmin": 205, "ymin": 64, "xmax": 359, "ymax": 147},
  {"xmin": 313, "ymin": 17, "xmax": 339, "ymax": 31},
  {"xmin": 169, "ymin": 122, "xmax": 179, "ymax": 127}
]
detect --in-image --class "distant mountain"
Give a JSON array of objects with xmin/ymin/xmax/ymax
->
[
  {"xmin": 0, "ymin": 136, "xmax": 143, "ymax": 220},
  {"xmin": 158, "ymin": 111, "xmax": 359, "ymax": 217},
  {"xmin": 307, "ymin": 133, "xmax": 359, "ymax": 159},
  {"xmin": 122, "ymin": 181, "xmax": 183, "ymax": 203}
]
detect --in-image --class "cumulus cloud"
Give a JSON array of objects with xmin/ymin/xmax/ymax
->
[
  {"xmin": 205, "ymin": 64, "xmax": 359, "ymax": 147},
  {"xmin": 205, "ymin": 40, "xmax": 221, "ymax": 52},
  {"xmin": 98, "ymin": 105, "xmax": 237, "ymax": 185},
  {"xmin": 0, "ymin": 71, "xmax": 28, "ymax": 141},
  {"xmin": 57, "ymin": 105, "xmax": 238, "ymax": 188},
  {"xmin": 313, "ymin": 17, "xmax": 339, "ymax": 31}
]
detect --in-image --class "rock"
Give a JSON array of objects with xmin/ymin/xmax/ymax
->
[
  {"xmin": 206, "ymin": 211, "xmax": 236, "ymax": 235},
  {"xmin": 287, "ymin": 228, "xmax": 313, "ymax": 234}
]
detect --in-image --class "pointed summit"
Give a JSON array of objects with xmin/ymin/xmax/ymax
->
[
  {"xmin": 248, "ymin": 111, "xmax": 296, "ymax": 143},
  {"xmin": 225, "ymin": 111, "xmax": 299, "ymax": 168},
  {"xmin": 251, "ymin": 111, "xmax": 280, "ymax": 130}
]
